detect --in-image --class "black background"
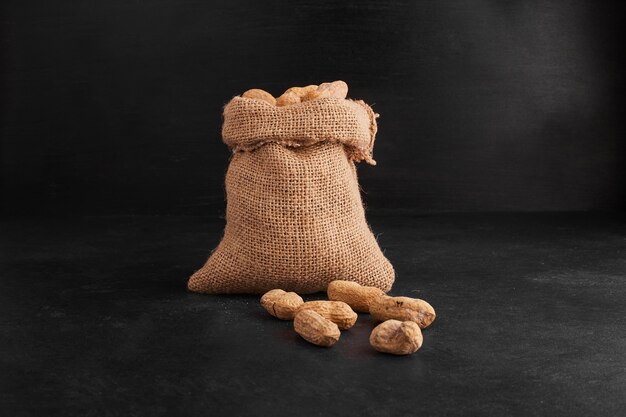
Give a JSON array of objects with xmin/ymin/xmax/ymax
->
[
  {"xmin": 2, "ymin": 2, "xmax": 626, "ymax": 416},
  {"xmin": 2, "ymin": 0, "xmax": 623, "ymax": 215}
]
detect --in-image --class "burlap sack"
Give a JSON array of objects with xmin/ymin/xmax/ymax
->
[{"xmin": 187, "ymin": 96, "xmax": 395, "ymax": 294}]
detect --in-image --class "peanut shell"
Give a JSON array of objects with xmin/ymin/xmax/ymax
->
[
  {"xmin": 297, "ymin": 300, "xmax": 357, "ymax": 330},
  {"xmin": 327, "ymin": 280, "xmax": 385, "ymax": 313},
  {"xmin": 285, "ymin": 85, "xmax": 318, "ymax": 99},
  {"xmin": 260, "ymin": 289, "xmax": 304, "ymax": 320},
  {"xmin": 242, "ymin": 89, "xmax": 276, "ymax": 106},
  {"xmin": 370, "ymin": 320, "xmax": 423, "ymax": 355},
  {"xmin": 294, "ymin": 309, "xmax": 340, "ymax": 347},
  {"xmin": 275, "ymin": 90, "xmax": 301, "ymax": 107},
  {"xmin": 369, "ymin": 295, "xmax": 436, "ymax": 329},
  {"xmin": 303, "ymin": 80, "xmax": 348, "ymax": 101}
]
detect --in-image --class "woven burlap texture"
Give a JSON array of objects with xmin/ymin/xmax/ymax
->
[{"xmin": 188, "ymin": 96, "xmax": 395, "ymax": 294}]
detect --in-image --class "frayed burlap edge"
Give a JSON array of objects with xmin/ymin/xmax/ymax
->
[{"xmin": 222, "ymin": 96, "xmax": 379, "ymax": 165}]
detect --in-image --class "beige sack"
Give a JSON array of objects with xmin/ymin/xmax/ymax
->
[{"xmin": 187, "ymin": 96, "xmax": 395, "ymax": 294}]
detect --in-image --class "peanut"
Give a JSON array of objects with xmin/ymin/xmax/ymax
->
[
  {"xmin": 242, "ymin": 89, "xmax": 276, "ymax": 106},
  {"xmin": 297, "ymin": 300, "xmax": 357, "ymax": 330},
  {"xmin": 260, "ymin": 289, "xmax": 304, "ymax": 320},
  {"xmin": 294, "ymin": 309, "xmax": 340, "ymax": 347},
  {"xmin": 275, "ymin": 90, "xmax": 301, "ymax": 107},
  {"xmin": 285, "ymin": 85, "xmax": 318, "ymax": 99},
  {"xmin": 370, "ymin": 295, "xmax": 436, "ymax": 329},
  {"xmin": 370, "ymin": 320, "xmax": 423, "ymax": 355},
  {"xmin": 327, "ymin": 280, "xmax": 385, "ymax": 313},
  {"xmin": 303, "ymin": 80, "xmax": 348, "ymax": 101}
]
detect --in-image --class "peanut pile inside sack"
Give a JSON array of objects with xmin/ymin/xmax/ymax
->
[
  {"xmin": 261, "ymin": 281, "xmax": 436, "ymax": 356},
  {"xmin": 241, "ymin": 80, "xmax": 349, "ymax": 106},
  {"xmin": 187, "ymin": 81, "xmax": 395, "ymax": 294}
]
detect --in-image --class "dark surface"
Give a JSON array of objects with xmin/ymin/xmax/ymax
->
[
  {"xmin": 2, "ymin": 0, "xmax": 624, "ymax": 215},
  {"xmin": 1, "ymin": 213, "xmax": 625, "ymax": 416}
]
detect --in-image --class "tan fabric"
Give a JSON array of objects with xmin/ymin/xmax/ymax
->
[{"xmin": 188, "ymin": 96, "xmax": 395, "ymax": 294}]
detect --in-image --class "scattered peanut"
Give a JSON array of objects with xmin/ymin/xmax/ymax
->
[
  {"xmin": 275, "ymin": 90, "xmax": 301, "ymax": 107},
  {"xmin": 303, "ymin": 80, "xmax": 349, "ymax": 101},
  {"xmin": 327, "ymin": 280, "xmax": 385, "ymax": 313},
  {"xmin": 297, "ymin": 300, "xmax": 357, "ymax": 330},
  {"xmin": 260, "ymin": 289, "xmax": 304, "ymax": 320},
  {"xmin": 370, "ymin": 320, "xmax": 423, "ymax": 355},
  {"xmin": 294, "ymin": 309, "xmax": 341, "ymax": 347},
  {"xmin": 370, "ymin": 295, "xmax": 436, "ymax": 329},
  {"xmin": 242, "ymin": 89, "xmax": 276, "ymax": 106}
]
